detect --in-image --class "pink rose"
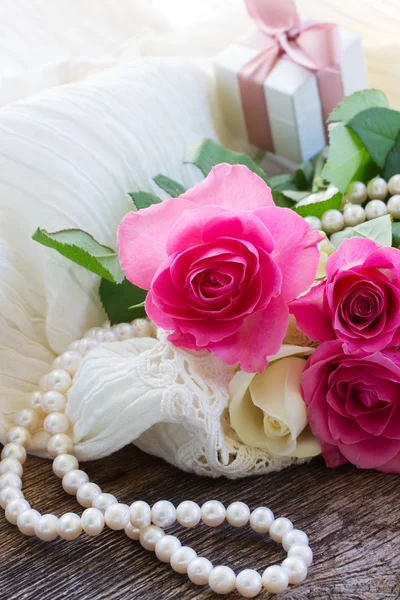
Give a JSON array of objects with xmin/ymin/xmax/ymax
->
[
  {"xmin": 301, "ymin": 340, "xmax": 400, "ymax": 473},
  {"xmin": 290, "ymin": 237, "xmax": 400, "ymax": 355},
  {"xmin": 117, "ymin": 164, "xmax": 321, "ymax": 373}
]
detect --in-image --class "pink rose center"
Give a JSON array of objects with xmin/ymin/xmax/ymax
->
[{"xmin": 340, "ymin": 282, "xmax": 384, "ymax": 330}]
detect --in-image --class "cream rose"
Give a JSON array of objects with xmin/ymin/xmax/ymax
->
[{"xmin": 229, "ymin": 347, "xmax": 321, "ymax": 458}]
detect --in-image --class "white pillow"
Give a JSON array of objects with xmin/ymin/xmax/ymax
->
[{"xmin": 0, "ymin": 58, "xmax": 228, "ymax": 449}]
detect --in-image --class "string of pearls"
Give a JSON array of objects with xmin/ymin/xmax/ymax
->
[
  {"xmin": 304, "ymin": 174, "xmax": 400, "ymax": 239},
  {"xmin": 0, "ymin": 319, "xmax": 312, "ymax": 598}
]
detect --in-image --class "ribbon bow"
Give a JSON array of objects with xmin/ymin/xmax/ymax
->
[{"xmin": 238, "ymin": 0, "xmax": 343, "ymax": 151}]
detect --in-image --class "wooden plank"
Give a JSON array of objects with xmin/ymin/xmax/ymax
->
[{"xmin": 0, "ymin": 445, "xmax": 398, "ymax": 599}]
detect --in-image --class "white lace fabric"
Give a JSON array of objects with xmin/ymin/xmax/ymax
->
[{"xmin": 66, "ymin": 331, "xmax": 307, "ymax": 478}]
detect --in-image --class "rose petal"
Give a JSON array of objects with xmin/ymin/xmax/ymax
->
[
  {"xmin": 117, "ymin": 198, "xmax": 196, "ymax": 289},
  {"xmin": 207, "ymin": 294, "xmax": 289, "ymax": 373},
  {"xmin": 180, "ymin": 163, "xmax": 274, "ymax": 211},
  {"xmin": 338, "ymin": 436, "xmax": 400, "ymax": 470},
  {"xmin": 290, "ymin": 281, "xmax": 334, "ymax": 342},
  {"xmin": 165, "ymin": 205, "xmax": 226, "ymax": 256},
  {"xmin": 255, "ymin": 206, "xmax": 322, "ymax": 301},
  {"xmin": 325, "ymin": 237, "xmax": 380, "ymax": 280}
]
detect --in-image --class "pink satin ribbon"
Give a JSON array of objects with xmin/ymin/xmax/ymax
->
[{"xmin": 238, "ymin": 0, "xmax": 344, "ymax": 151}]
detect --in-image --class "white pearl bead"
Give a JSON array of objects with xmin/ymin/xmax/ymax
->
[
  {"xmin": 388, "ymin": 174, "xmax": 400, "ymax": 195},
  {"xmin": 44, "ymin": 412, "xmax": 70, "ymax": 435},
  {"xmin": 70, "ymin": 337, "xmax": 98, "ymax": 356},
  {"xmin": 304, "ymin": 215, "xmax": 322, "ymax": 231},
  {"xmin": 35, "ymin": 514, "xmax": 59, "ymax": 541},
  {"xmin": 367, "ymin": 176, "xmax": 388, "ymax": 200},
  {"xmin": 151, "ymin": 500, "xmax": 176, "ymax": 528},
  {"xmin": 62, "ymin": 469, "xmax": 89, "ymax": 495},
  {"xmin": 236, "ymin": 569, "xmax": 262, "ymax": 598},
  {"xmin": 58, "ymin": 512, "xmax": 82, "ymax": 540},
  {"xmin": 209, "ymin": 566, "xmax": 236, "ymax": 595},
  {"xmin": 262, "ymin": 565, "xmax": 289, "ymax": 593},
  {"xmin": 321, "ymin": 209, "xmax": 344, "ymax": 234},
  {"xmin": 131, "ymin": 319, "xmax": 152, "ymax": 337},
  {"xmin": 81, "ymin": 507, "xmax": 105, "ymax": 536},
  {"xmin": 343, "ymin": 204, "xmax": 366, "ymax": 227},
  {"xmin": 94, "ymin": 330, "xmax": 117, "ymax": 343},
  {"xmin": 187, "ymin": 556, "xmax": 213, "ymax": 585},
  {"xmin": 58, "ymin": 351, "xmax": 82, "ymax": 375},
  {"xmin": 288, "ymin": 544, "xmax": 313, "ymax": 567},
  {"xmin": 5, "ymin": 498, "xmax": 30, "ymax": 525},
  {"xmin": 84, "ymin": 327, "xmax": 105, "ymax": 338},
  {"xmin": 269, "ymin": 517, "xmax": 293, "ymax": 542},
  {"xmin": 47, "ymin": 433, "xmax": 73, "ymax": 457},
  {"xmin": 17, "ymin": 508, "xmax": 41, "ymax": 536},
  {"xmin": 250, "ymin": 507, "xmax": 274, "ymax": 534},
  {"xmin": 52, "ymin": 454, "xmax": 79, "ymax": 478},
  {"xmin": 7, "ymin": 426, "xmax": 31, "ymax": 448},
  {"xmin": 40, "ymin": 369, "xmax": 71, "ymax": 393},
  {"xmin": 93, "ymin": 493, "xmax": 118, "ymax": 514},
  {"xmin": 345, "ymin": 181, "xmax": 368, "ymax": 204},
  {"xmin": 170, "ymin": 546, "xmax": 198, "ymax": 574},
  {"xmin": 176, "ymin": 500, "xmax": 201, "ymax": 528},
  {"xmin": 140, "ymin": 525, "xmax": 165, "ymax": 551},
  {"xmin": 27, "ymin": 391, "xmax": 43, "ymax": 412},
  {"xmin": 282, "ymin": 556, "xmax": 308, "ymax": 584},
  {"xmin": 40, "ymin": 391, "xmax": 67, "ymax": 414},
  {"xmin": 0, "ymin": 458, "xmax": 23, "ymax": 477},
  {"xmin": 103, "ymin": 320, "xmax": 111, "ymax": 329},
  {"xmin": 130, "ymin": 500, "xmax": 151, "ymax": 528},
  {"xmin": 201, "ymin": 500, "xmax": 226, "ymax": 527},
  {"xmin": 387, "ymin": 194, "xmax": 400, "ymax": 219},
  {"xmin": 365, "ymin": 199, "xmax": 388, "ymax": 220},
  {"xmin": 15, "ymin": 408, "xmax": 39, "ymax": 431},
  {"xmin": 282, "ymin": 528, "xmax": 309, "ymax": 551},
  {"xmin": 1, "ymin": 442, "xmax": 27, "ymax": 464},
  {"xmin": 226, "ymin": 501, "xmax": 250, "ymax": 528},
  {"xmin": 0, "ymin": 472, "xmax": 22, "ymax": 491},
  {"xmin": 77, "ymin": 482, "xmax": 102, "ymax": 508},
  {"xmin": 155, "ymin": 535, "xmax": 182, "ymax": 563},
  {"xmin": 105, "ymin": 503, "xmax": 130, "ymax": 530},
  {"xmin": 112, "ymin": 323, "xmax": 133, "ymax": 340},
  {"xmin": 0, "ymin": 486, "xmax": 24, "ymax": 509},
  {"xmin": 124, "ymin": 523, "xmax": 140, "ymax": 540}
]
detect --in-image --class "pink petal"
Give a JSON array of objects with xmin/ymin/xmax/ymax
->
[
  {"xmin": 378, "ymin": 451, "xmax": 400, "ymax": 474},
  {"xmin": 166, "ymin": 205, "xmax": 226, "ymax": 256},
  {"xmin": 325, "ymin": 237, "xmax": 379, "ymax": 280},
  {"xmin": 144, "ymin": 291, "xmax": 176, "ymax": 330},
  {"xmin": 255, "ymin": 206, "xmax": 322, "ymax": 301},
  {"xmin": 206, "ymin": 294, "xmax": 289, "ymax": 373},
  {"xmin": 202, "ymin": 211, "xmax": 274, "ymax": 253},
  {"xmin": 117, "ymin": 198, "xmax": 195, "ymax": 289},
  {"xmin": 290, "ymin": 281, "xmax": 335, "ymax": 342},
  {"xmin": 338, "ymin": 436, "xmax": 400, "ymax": 470},
  {"xmin": 180, "ymin": 163, "xmax": 274, "ymax": 211},
  {"xmin": 321, "ymin": 441, "xmax": 348, "ymax": 468}
]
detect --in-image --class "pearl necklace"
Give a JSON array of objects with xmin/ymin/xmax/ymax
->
[{"xmin": 0, "ymin": 319, "xmax": 312, "ymax": 598}]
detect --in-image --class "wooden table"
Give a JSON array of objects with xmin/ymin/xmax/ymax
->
[{"xmin": 0, "ymin": 445, "xmax": 398, "ymax": 600}]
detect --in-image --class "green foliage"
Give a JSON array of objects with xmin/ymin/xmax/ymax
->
[
  {"xmin": 293, "ymin": 193, "xmax": 342, "ymax": 219},
  {"xmin": 99, "ymin": 278, "xmax": 147, "ymax": 325},
  {"xmin": 391, "ymin": 222, "xmax": 400, "ymax": 248},
  {"xmin": 128, "ymin": 191, "xmax": 161, "ymax": 209},
  {"xmin": 153, "ymin": 174, "xmax": 186, "ymax": 196},
  {"xmin": 348, "ymin": 107, "xmax": 400, "ymax": 169},
  {"xmin": 32, "ymin": 228, "xmax": 124, "ymax": 284},
  {"xmin": 383, "ymin": 131, "xmax": 400, "ymax": 180},
  {"xmin": 330, "ymin": 215, "xmax": 393, "ymax": 248},
  {"xmin": 327, "ymin": 89, "xmax": 389, "ymax": 124}
]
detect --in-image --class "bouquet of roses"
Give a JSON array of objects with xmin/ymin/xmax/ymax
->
[{"xmin": 33, "ymin": 89, "xmax": 400, "ymax": 475}]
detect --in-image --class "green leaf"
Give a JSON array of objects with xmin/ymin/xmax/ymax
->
[
  {"xmin": 268, "ymin": 173, "xmax": 297, "ymax": 191},
  {"xmin": 330, "ymin": 215, "xmax": 393, "ymax": 248},
  {"xmin": 322, "ymin": 123, "xmax": 377, "ymax": 193},
  {"xmin": 327, "ymin": 89, "xmax": 389, "ymax": 124},
  {"xmin": 280, "ymin": 190, "xmax": 309, "ymax": 202},
  {"xmin": 294, "ymin": 160, "xmax": 314, "ymax": 189},
  {"xmin": 293, "ymin": 192, "xmax": 342, "ymax": 219},
  {"xmin": 384, "ymin": 131, "xmax": 400, "ymax": 180},
  {"xmin": 32, "ymin": 228, "xmax": 124, "ymax": 284},
  {"xmin": 392, "ymin": 222, "xmax": 400, "ymax": 248},
  {"xmin": 185, "ymin": 138, "xmax": 269, "ymax": 184},
  {"xmin": 271, "ymin": 190, "xmax": 296, "ymax": 208},
  {"xmin": 99, "ymin": 278, "xmax": 147, "ymax": 325},
  {"xmin": 128, "ymin": 191, "xmax": 161, "ymax": 209},
  {"xmin": 348, "ymin": 107, "xmax": 400, "ymax": 169},
  {"xmin": 153, "ymin": 174, "xmax": 186, "ymax": 197}
]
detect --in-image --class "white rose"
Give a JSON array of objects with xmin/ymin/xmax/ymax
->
[{"xmin": 229, "ymin": 349, "xmax": 321, "ymax": 458}]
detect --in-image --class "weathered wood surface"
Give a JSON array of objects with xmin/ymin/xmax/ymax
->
[{"xmin": 0, "ymin": 445, "xmax": 398, "ymax": 600}]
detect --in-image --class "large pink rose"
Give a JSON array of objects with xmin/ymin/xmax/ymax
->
[
  {"xmin": 301, "ymin": 340, "xmax": 400, "ymax": 473},
  {"xmin": 290, "ymin": 237, "xmax": 400, "ymax": 355},
  {"xmin": 117, "ymin": 164, "xmax": 321, "ymax": 372}
]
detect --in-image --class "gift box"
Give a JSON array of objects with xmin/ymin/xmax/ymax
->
[{"xmin": 213, "ymin": 0, "xmax": 368, "ymax": 164}]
